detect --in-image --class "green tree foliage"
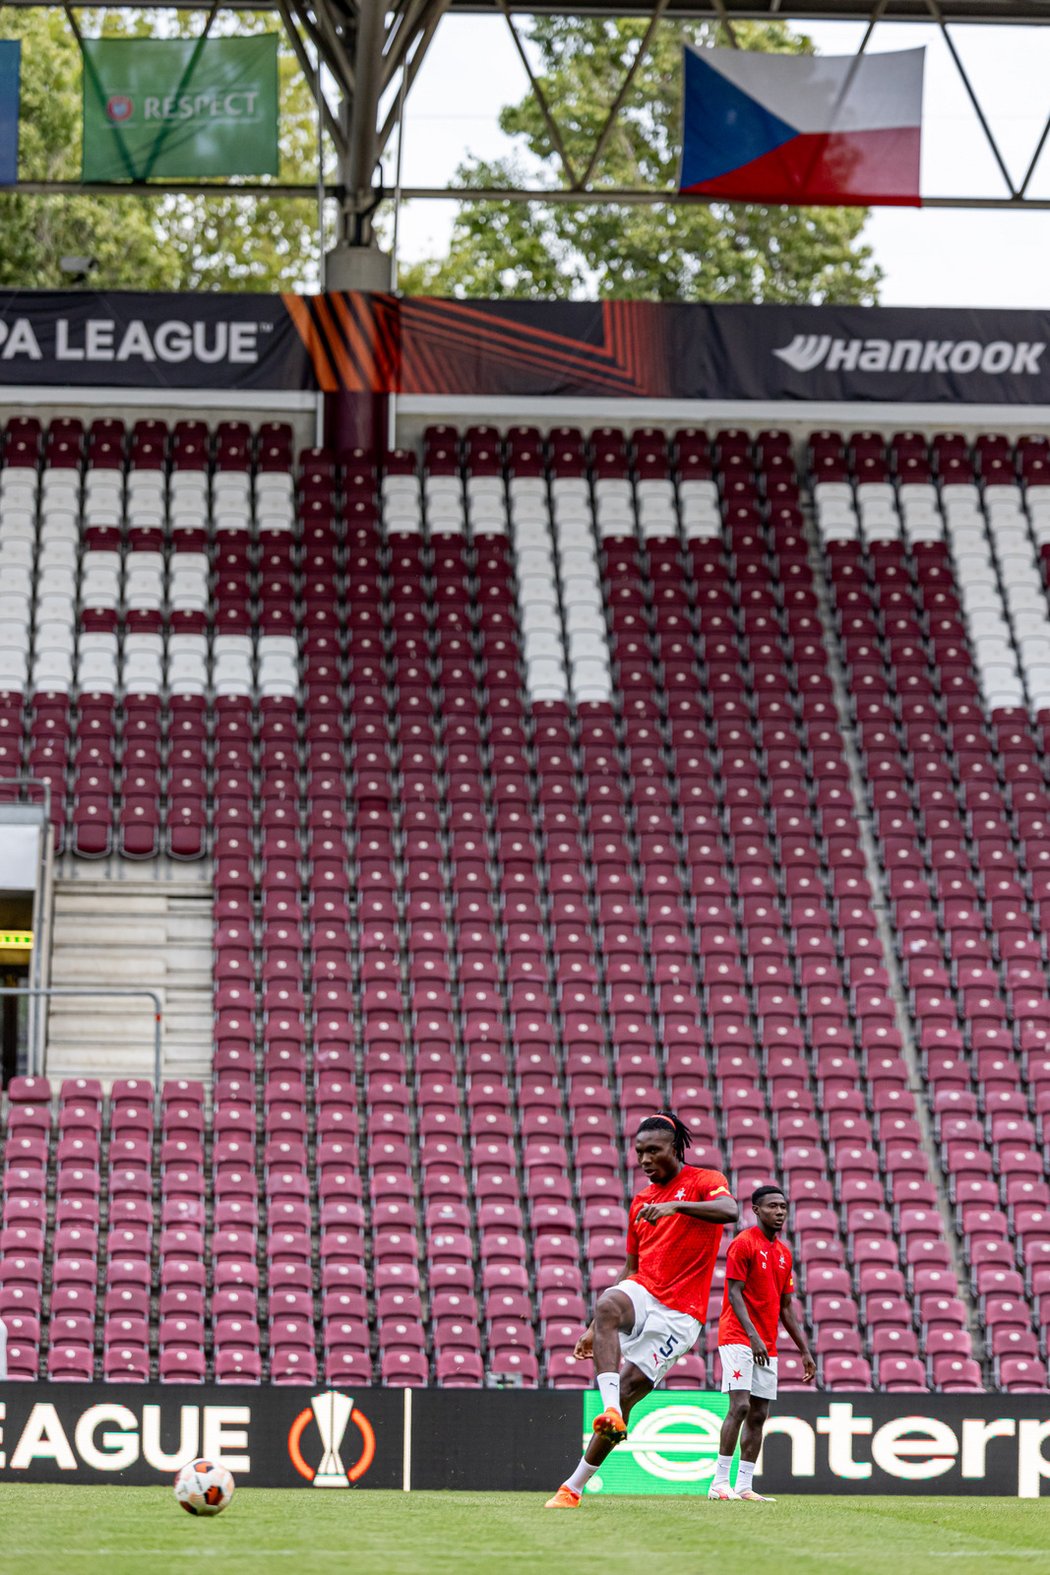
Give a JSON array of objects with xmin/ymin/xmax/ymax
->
[
  {"xmin": 401, "ymin": 18, "xmax": 882, "ymax": 303},
  {"xmin": 158, "ymin": 13, "xmax": 325, "ymax": 292},
  {"xmin": 0, "ymin": 8, "xmax": 180, "ymax": 289},
  {"xmin": 0, "ymin": 8, "xmax": 322, "ymax": 290}
]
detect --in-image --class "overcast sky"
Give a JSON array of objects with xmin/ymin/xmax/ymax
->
[{"xmin": 384, "ymin": 18, "xmax": 1050, "ymax": 309}]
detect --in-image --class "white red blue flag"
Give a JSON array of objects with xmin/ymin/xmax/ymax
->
[{"xmin": 679, "ymin": 45, "xmax": 924, "ymax": 207}]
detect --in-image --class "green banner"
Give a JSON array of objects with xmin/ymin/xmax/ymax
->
[
  {"xmin": 581, "ymin": 1392, "xmax": 740, "ymax": 1495},
  {"xmin": 82, "ymin": 35, "xmax": 279, "ymax": 181}
]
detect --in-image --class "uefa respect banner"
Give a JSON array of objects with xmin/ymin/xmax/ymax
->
[{"xmin": 81, "ymin": 36, "xmax": 279, "ymax": 181}]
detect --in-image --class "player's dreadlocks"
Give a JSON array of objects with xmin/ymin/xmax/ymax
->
[{"xmin": 636, "ymin": 1110, "xmax": 693, "ymax": 1163}]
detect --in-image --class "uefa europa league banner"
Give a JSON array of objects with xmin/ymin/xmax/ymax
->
[
  {"xmin": 1, "ymin": 293, "xmax": 1050, "ymax": 404},
  {"xmin": 81, "ymin": 35, "xmax": 279, "ymax": 181},
  {"xmin": 3, "ymin": 1386, "xmax": 1050, "ymax": 1495}
]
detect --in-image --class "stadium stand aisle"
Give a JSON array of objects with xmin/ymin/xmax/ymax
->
[{"xmin": 6, "ymin": 415, "xmax": 1050, "ymax": 1393}]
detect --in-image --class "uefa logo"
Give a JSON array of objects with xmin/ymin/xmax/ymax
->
[
  {"xmin": 106, "ymin": 95, "xmax": 134, "ymax": 123},
  {"xmin": 287, "ymin": 1391, "xmax": 376, "ymax": 1487}
]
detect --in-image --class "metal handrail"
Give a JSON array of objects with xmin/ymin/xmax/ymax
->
[
  {"xmin": 0, "ymin": 986, "xmax": 163, "ymax": 1094},
  {"xmin": 0, "ymin": 773, "xmax": 52, "ymax": 824},
  {"xmin": 0, "ymin": 775, "xmax": 53, "ymax": 1072}
]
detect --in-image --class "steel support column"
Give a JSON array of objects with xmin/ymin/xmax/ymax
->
[{"xmin": 342, "ymin": 0, "xmax": 386, "ymax": 250}]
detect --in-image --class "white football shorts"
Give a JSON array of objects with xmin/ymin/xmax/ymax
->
[
  {"xmin": 719, "ymin": 1342, "xmax": 779, "ymax": 1400},
  {"xmin": 614, "ymin": 1279, "xmax": 702, "ymax": 1385}
]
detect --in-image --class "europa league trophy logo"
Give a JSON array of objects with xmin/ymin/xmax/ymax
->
[
  {"xmin": 311, "ymin": 1390, "xmax": 355, "ymax": 1486},
  {"xmin": 288, "ymin": 1389, "xmax": 377, "ymax": 1485}
]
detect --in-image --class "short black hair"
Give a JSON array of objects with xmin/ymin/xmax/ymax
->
[
  {"xmin": 636, "ymin": 1110, "xmax": 693, "ymax": 1163},
  {"xmin": 751, "ymin": 1184, "xmax": 787, "ymax": 1207}
]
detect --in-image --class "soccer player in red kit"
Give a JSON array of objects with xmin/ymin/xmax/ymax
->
[
  {"xmin": 545, "ymin": 1112, "xmax": 738, "ymax": 1508},
  {"xmin": 710, "ymin": 1185, "xmax": 816, "ymax": 1501}
]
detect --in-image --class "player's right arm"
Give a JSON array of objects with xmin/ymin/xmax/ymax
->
[
  {"xmin": 727, "ymin": 1275, "xmax": 769, "ymax": 1365},
  {"xmin": 636, "ymin": 1171, "xmax": 737, "ymax": 1226},
  {"xmin": 780, "ymin": 1289, "xmax": 816, "ymax": 1382},
  {"xmin": 636, "ymin": 1195, "xmax": 738, "ymax": 1225}
]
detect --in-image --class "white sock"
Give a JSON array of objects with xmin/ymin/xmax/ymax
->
[
  {"xmin": 737, "ymin": 1459, "xmax": 755, "ymax": 1492},
  {"xmin": 597, "ymin": 1371, "xmax": 621, "ymax": 1413},
  {"xmin": 712, "ymin": 1452, "xmax": 734, "ymax": 1486},
  {"xmin": 564, "ymin": 1456, "xmax": 599, "ymax": 1496}
]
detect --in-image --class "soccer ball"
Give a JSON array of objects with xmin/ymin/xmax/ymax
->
[{"xmin": 173, "ymin": 1458, "xmax": 235, "ymax": 1516}]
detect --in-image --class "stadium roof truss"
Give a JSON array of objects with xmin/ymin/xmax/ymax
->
[{"xmin": 11, "ymin": 0, "xmax": 1050, "ymax": 237}]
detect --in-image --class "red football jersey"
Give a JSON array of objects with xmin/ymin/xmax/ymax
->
[
  {"xmin": 718, "ymin": 1225, "xmax": 795, "ymax": 1356},
  {"xmin": 626, "ymin": 1165, "xmax": 733, "ymax": 1321}
]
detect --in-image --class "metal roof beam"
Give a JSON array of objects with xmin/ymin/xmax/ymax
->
[
  {"xmin": 394, "ymin": 184, "xmax": 1050, "ymax": 207},
  {"xmin": 9, "ymin": 181, "xmax": 1049, "ymax": 209},
  {"xmin": 926, "ymin": 0, "xmax": 1017, "ymax": 197},
  {"xmin": 377, "ymin": 0, "xmax": 453, "ymax": 155},
  {"xmin": 450, "ymin": 2, "xmax": 1050, "ymax": 19},
  {"xmin": 575, "ymin": 0, "xmax": 670, "ymax": 188},
  {"xmin": 18, "ymin": 0, "xmax": 1050, "ymax": 229},
  {"xmin": 277, "ymin": 0, "xmax": 348, "ymax": 155},
  {"xmin": 6, "ymin": 1, "xmax": 1047, "ymax": 17}
]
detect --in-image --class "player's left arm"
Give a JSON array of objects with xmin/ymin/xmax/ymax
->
[{"xmin": 780, "ymin": 1290, "xmax": 816, "ymax": 1383}]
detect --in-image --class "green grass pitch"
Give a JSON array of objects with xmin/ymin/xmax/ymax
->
[{"xmin": 3, "ymin": 1485, "xmax": 1046, "ymax": 1575}]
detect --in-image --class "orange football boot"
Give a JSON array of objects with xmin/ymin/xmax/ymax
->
[
  {"xmin": 544, "ymin": 1485, "xmax": 582, "ymax": 1508},
  {"xmin": 591, "ymin": 1407, "xmax": 628, "ymax": 1444}
]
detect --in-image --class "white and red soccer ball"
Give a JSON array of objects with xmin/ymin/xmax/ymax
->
[{"xmin": 173, "ymin": 1458, "xmax": 235, "ymax": 1516}]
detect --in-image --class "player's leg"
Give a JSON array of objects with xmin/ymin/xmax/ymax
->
[
  {"xmin": 545, "ymin": 1362, "xmax": 652, "ymax": 1507},
  {"xmin": 717, "ymin": 1390, "xmax": 750, "ymax": 1459},
  {"xmin": 546, "ymin": 1295, "xmax": 699, "ymax": 1506},
  {"xmin": 739, "ymin": 1394, "xmax": 770, "ymax": 1464},
  {"xmin": 588, "ymin": 1360, "xmax": 652, "ymax": 1463},
  {"xmin": 580, "ymin": 1362, "xmax": 652, "ymax": 1475},
  {"xmin": 544, "ymin": 1293, "xmax": 640, "ymax": 1508},
  {"xmin": 590, "ymin": 1287, "xmax": 637, "ymax": 1439},
  {"xmin": 710, "ymin": 1343, "xmax": 753, "ymax": 1499},
  {"xmin": 710, "ymin": 1391, "xmax": 749, "ymax": 1498},
  {"xmin": 594, "ymin": 1289, "xmax": 694, "ymax": 1443},
  {"xmin": 736, "ymin": 1394, "xmax": 776, "ymax": 1500}
]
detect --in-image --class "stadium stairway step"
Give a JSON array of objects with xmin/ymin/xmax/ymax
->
[
  {"xmin": 44, "ymin": 863, "xmax": 214, "ymax": 1085},
  {"xmin": 801, "ymin": 490, "xmax": 989, "ymax": 1378}
]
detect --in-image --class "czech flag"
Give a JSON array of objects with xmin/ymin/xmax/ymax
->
[{"xmin": 679, "ymin": 45, "xmax": 924, "ymax": 207}]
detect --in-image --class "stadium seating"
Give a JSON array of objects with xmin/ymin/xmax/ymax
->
[
  {"xmin": 4, "ymin": 414, "xmax": 1049, "ymax": 1390},
  {"xmin": 815, "ymin": 426, "xmax": 1050, "ymax": 1388}
]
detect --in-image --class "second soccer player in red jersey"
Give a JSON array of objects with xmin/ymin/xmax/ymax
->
[
  {"xmin": 545, "ymin": 1111, "xmax": 738, "ymax": 1508},
  {"xmin": 710, "ymin": 1185, "xmax": 816, "ymax": 1501}
]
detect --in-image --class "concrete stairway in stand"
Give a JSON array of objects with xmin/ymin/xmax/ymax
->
[{"xmin": 44, "ymin": 864, "xmax": 213, "ymax": 1085}]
